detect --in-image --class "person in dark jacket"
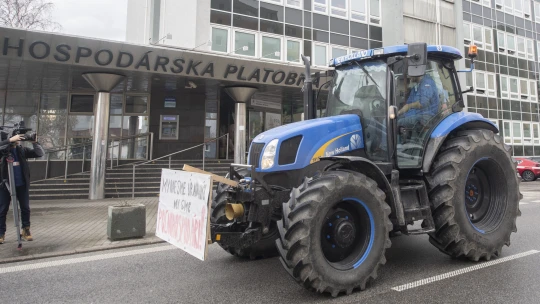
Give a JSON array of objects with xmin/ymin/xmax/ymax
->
[{"xmin": 0, "ymin": 134, "xmax": 44, "ymax": 244}]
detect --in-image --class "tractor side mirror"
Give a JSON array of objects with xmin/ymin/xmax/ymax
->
[{"xmin": 406, "ymin": 43, "xmax": 428, "ymax": 77}]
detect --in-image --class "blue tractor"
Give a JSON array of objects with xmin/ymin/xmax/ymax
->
[{"xmin": 210, "ymin": 43, "xmax": 521, "ymax": 296}]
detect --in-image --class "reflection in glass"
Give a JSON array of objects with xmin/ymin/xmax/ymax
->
[
  {"xmin": 109, "ymin": 116, "xmax": 123, "ymax": 138},
  {"xmin": 125, "ymin": 95, "xmax": 148, "ymax": 114},
  {"xmin": 38, "ymin": 137, "xmax": 66, "ymax": 160},
  {"xmin": 110, "ymin": 94, "xmax": 123, "ymax": 115},
  {"xmin": 249, "ymin": 111, "xmax": 263, "ymax": 142},
  {"xmin": 41, "ymin": 93, "xmax": 68, "ymax": 114},
  {"xmin": 39, "ymin": 115, "xmax": 66, "ymax": 138},
  {"xmin": 68, "ymin": 115, "xmax": 94, "ymax": 138}
]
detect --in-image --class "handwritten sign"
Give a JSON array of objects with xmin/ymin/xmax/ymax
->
[{"xmin": 156, "ymin": 169, "xmax": 212, "ymax": 261}]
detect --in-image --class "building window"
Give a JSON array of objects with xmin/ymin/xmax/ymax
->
[
  {"xmin": 497, "ymin": 31, "xmax": 534, "ymax": 59},
  {"xmin": 286, "ymin": 39, "xmax": 301, "ymax": 62},
  {"xmin": 513, "ymin": 122, "xmax": 522, "ymax": 144},
  {"xmin": 234, "ymin": 31, "xmax": 256, "ymax": 56},
  {"xmin": 261, "ymin": 35, "xmax": 282, "ymax": 60},
  {"xmin": 533, "ymin": 123, "xmax": 540, "ymax": 145},
  {"xmin": 463, "ymin": 23, "xmax": 492, "ymax": 51},
  {"xmin": 524, "ymin": 122, "xmax": 532, "ymax": 144},
  {"xmin": 473, "ymin": 71, "xmax": 496, "ymax": 97},
  {"xmin": 507, "ymin": 34, "xmax": 516, "ymax": 55},
  {"xmin": 351, "ymin": 0, "xmax": 366, "ymax": 22},
  {"xmin": 331, "ymin": 47, "xmax": 347, "ymax": 58},
  {"xmin": 330, "ymin": 0, "xmax": 347, "ymax": 18},
  {"xmin": 536, "ymin": 2, "xmax": 540, "ymax": 23},
  {"xmin": 369, "ymin": 0, "xmax": 380, "ymax": 24},
  {"xmin": 509, "ymin": 77, "xmax": 519, "ymax": 99},
  {"xmin": 70, "ymin": 95, "xmax": 94, "ymax": 113},
  {"xmin": 500, "ymin": 75, "xmax": 509, "ymax": 98},
  {"xmin": 313, "ymin": 0, "xmax": 327, "ymax": 14},
  {"xmin": 497, "ymin": 0, "xmax": 531, "ymax": 19},
  {"xmin": 314, "ymin": 44, "xmax": 328, "ymax": 66},
  {"xmin": 503, "ymin": 121, "xmax": 512, "ymax": 144},
  {"xmin": 527, "ymin": 39, "xmax": 535, "ymax": 60},
  {"xmin": 125, "ymin": 95, "xmax": 148, "ymax": 114},
  {"xmin": 530, "ymin": 80, "xmax": 538, "ymax": 102},
  {"xmin": 211, "ymin": 27, "xmax": 229, "ymax": 53},
  {"xmin": 286, "ymin": 0, "xmax": 301, "ymax": 8},
  {"xmin": 471, "ymin": 0, "xmax": 491, "ymax": 7}
]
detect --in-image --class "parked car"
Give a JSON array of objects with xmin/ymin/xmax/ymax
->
[{"xmin": 515, "ymin": 157, "xmax": 540, "ymax": 181}]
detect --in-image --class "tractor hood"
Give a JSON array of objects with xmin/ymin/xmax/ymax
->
[{"xmin": 249, "ymin": 114, "xmax": 364, "ymax": 172}]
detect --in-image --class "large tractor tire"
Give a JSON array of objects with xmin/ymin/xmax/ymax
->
[
  {"xmin": 276, "ymin": 170, "xmax": 392, "ymax": 297},
  {"xmin": 426, "ymin": 130, "xmax": 521, "ymax": 261},
  {"xmin": 210, "ymin": 170, "xmax": 279, "ymax": 260}
]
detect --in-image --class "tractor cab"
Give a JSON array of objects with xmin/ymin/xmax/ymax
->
[{"xmin": 326, "ymin": 44, "xmax": 471, "ymax": 171}]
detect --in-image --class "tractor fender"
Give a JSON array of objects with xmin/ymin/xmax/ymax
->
[
  {"xmin": 423, "ymin": 112, "xmax": 499, "ymax": 173},
  {"xmin": 320, "ymin": 156, "xmax": 395, "ymax": 211}
]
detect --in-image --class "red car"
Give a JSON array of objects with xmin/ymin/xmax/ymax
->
[{"xmin": 515, "ymin": 158, "xmax": 540, "ymax": 181}]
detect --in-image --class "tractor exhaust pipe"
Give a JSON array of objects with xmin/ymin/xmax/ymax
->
[
  {"xmin": 301, "ymin": 54, "xmax": 316, "ymax": 120},
  {"xmin": 225, "ymin": 203, "xmax": 245, "ymax": 220}
]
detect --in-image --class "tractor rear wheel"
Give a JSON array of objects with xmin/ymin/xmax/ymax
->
[
  {"xmin": 210, "ymin": 170, "xmax": 279, "ymax": 260},
  {"xmin": 426, "ymin": 130, "xmax": 521, "ymax": 261},
  {"xmin": 276, "ymin": 170, "xmax": 392, "ymax": 297}
]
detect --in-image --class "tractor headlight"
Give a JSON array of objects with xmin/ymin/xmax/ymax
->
[{"xmin": 261, "ymin": 139, "xmax": 279, "ymax": 170}]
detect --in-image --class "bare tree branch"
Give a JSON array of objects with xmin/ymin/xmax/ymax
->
[{"xmin": 0, "ymin": 0, "xmax": 61, "ymax": 31}]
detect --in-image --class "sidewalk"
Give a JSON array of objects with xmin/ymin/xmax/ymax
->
[{"xmin": 0, "ymin": 197, "xmax": 162, "ymax": 264}]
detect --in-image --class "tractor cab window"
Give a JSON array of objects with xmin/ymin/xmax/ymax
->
[
  {"xmin": 393, "ymin": 59, "xmax": 457, "ymax": 168},
  {"xmin": 326, "ymin": 60, "xmax": 388, "ymax": 161}
]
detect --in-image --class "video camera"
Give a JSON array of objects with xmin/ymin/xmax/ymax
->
[{"xmin": 0, "ymin": 121, "xmax": 37, "ymax": 142}]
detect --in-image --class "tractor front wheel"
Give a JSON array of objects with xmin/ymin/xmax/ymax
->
[{"xmin": 276, "ymin": 170, "xmax": 392, "ymax": 297}]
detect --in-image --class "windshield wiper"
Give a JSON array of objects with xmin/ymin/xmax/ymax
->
[{"xmin": 353, "ymin": 61, "xmax": 380, "ymax": 89}]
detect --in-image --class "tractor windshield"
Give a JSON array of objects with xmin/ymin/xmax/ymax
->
[
  {"xmin": 326, "ymin": 60, "xmax": 387, "ymax": 118},
  {"xmin": 326, "ymin": 59, "xmax": 389, "ymax": 161}
]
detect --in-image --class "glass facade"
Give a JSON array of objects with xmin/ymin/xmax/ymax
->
[
  {"xmin": 210, "ymin": 0, "xmax": 382, "ymax": 66},
  {"xmin": 463, "ymin": 0, "xmax": 540, "ymax": 156},
  {"xmin": 0, "ymin": 73, "xmax": 150, "ymax": 160}
]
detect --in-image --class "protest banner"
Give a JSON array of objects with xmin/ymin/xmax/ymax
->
[{"xmin": 156, "ymin": 169, "xmax": 212, "ymax": 261}]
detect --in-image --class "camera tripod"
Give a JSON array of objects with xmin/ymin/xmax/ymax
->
[{"xmin": 2, "ymin": 152, "xmax": 23, "ymax": 249}]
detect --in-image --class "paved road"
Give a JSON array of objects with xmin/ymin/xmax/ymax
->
[{"xmin": 0, "ymin": 182, "xmax": 539, "ymax": 303}]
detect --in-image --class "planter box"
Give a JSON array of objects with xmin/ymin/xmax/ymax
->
[{"xmin": 107, "ymin": 204, "xmax": 146, "ymax": 241}]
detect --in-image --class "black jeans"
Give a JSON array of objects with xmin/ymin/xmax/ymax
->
[{"xmin": 0, "ymin": 185, "xmax": 30, "ymax": 235}]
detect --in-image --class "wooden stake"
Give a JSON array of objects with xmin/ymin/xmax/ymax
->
[{"xmin": 182, "ymin": 164, "xmax": 238, "ymax": 187}]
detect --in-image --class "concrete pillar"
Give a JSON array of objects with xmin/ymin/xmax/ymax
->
[
  {"xmin": 234, "ymin": 103, "xmax": 246, "ymax": 164},
  {"xmin": 82, "ymin": 73, "xmax": 125, "ymax": 200},
  {"xmin": 224, "ymin": 87, "xmax": 258, "ymax": 164}
]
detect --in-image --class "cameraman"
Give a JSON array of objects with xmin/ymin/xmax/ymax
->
[{"xmin": 0, "ymin": 134, "xmax": 44, "ymax": 244}]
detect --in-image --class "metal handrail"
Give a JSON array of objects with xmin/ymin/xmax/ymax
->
[
  {"xmin": 131, "ymin": 133, "xmax": 229, "ymax": 198},
  {"xmin": 38, "ymin": 133, "xmax": 154, "ymax": 181}
]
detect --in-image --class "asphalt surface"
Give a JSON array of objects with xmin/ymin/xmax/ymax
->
[{"xmin": 0, "ymin": 182, "xmax": 539, "ymax": 303}]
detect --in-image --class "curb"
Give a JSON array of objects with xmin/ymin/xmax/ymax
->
[{"xmin": 0, "ymin": 238, "xmax": 166, "ymax": 265}]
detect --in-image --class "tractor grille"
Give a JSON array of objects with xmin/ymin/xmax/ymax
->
[
  {"xmin": 278, "ymin": 136, "xmax": 302, "ymax": 165},
  {"xmin": 249, "ymin": 143, "xmax": 265, "ymax": 169}
]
